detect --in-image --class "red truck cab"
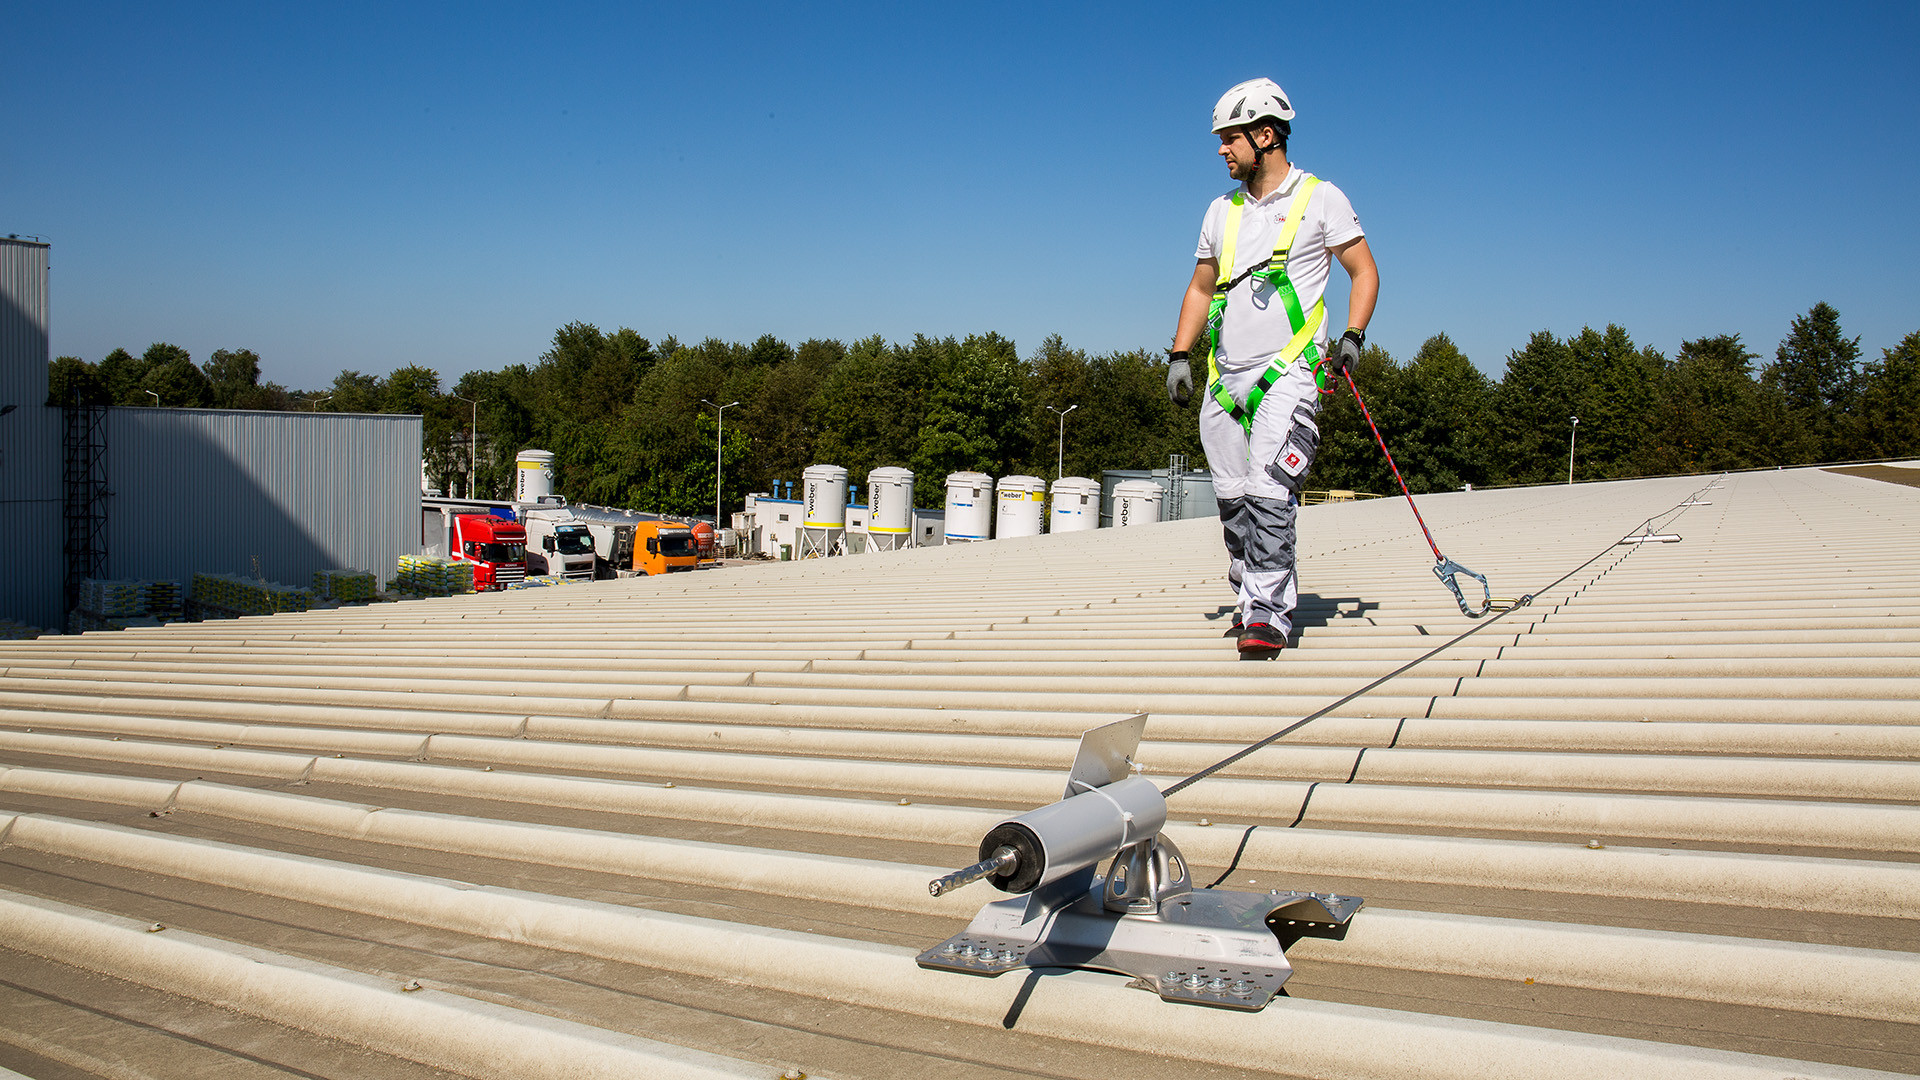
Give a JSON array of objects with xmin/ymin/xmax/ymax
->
[{"xmin": 451, "ymin": 513, "xmax": 527, "ymax": 591}]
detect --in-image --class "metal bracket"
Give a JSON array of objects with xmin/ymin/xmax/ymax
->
[
  {"xmin": 919, "ymin": 854, "xmax": 1362, "ymax": 1011},
  {"xmin": 1433, "ymin": 557, "xmax": 1491, "ymax": 618}
]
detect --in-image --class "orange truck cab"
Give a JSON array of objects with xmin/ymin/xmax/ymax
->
[
  {"xmin": 632, "ymin": 520, "xmax": 698, "ymax": 575},
  {"xmin": 450, "ymin": 513, "xmax": 527, "ymax": 590}
]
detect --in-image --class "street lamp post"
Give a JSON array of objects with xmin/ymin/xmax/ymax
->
[
  {"xmin": 145, "ymin": 390, "xmax": 160, "ymax": 406},
  {"xmin": 1568, "ymin": 416, "xmax": 1580, "ymax": 485},
  {"xmin": 699, "ymin": 399, "xmax": 740, "ymax": 531},
  {"xmin": 452, "ymin": 395, "xmax": 484, "ymax": 499},
  {"xmin": 1045, "ymin": 404, "xmax": 1079, "ymax": 481}
]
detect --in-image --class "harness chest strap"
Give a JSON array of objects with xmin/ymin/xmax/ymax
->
[{"xmin": 1205, "ymin": 175, "xmax": 1327, "ymax": 433}]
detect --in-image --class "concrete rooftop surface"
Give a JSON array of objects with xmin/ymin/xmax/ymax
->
[{"xmin": 0, "ymin": 464, "xmax": 1916, "ymax": 1080}]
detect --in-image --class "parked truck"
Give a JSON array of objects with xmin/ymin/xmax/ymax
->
[
  {"xmin": 519, "ymin": 508, "xmax": 597, "ymax": 581},
  {"xmin": 633, "ymin": 519, "xmax": 699, "ymax": 575},
  {"xmin": 448, "ymin": 513, "xmax": 527, "ymax": 591}
]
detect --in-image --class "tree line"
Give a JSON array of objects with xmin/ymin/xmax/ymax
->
[{"xmin": 49, "ymin": 302, "xmax": 1920, "ymax": 516}]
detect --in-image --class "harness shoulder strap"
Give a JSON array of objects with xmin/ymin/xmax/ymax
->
[{"xmin": 1205, "ymin": 175, "xmax": 1328, "ymax": 434}]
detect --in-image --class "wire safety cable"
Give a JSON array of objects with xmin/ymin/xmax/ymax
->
[{"xmin": 1160, "ymin": 476, "xmax": 1720, "ymax": 801}]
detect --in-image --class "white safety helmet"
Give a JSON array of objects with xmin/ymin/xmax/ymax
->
[{"xmin": 1212, "ymin": 78, "xmax": 1295, "ymax": 133}]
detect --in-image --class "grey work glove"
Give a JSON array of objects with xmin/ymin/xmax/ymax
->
[
  {"xmin": 1166, "ymin": 351, "xmax": 1193, "ymax": 407},
  {"xmin": 1326, "ymin": 328, "xmax": 1364, "ymax": 380}
]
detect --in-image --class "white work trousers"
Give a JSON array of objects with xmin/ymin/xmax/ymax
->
[{"xmin": 1201, "ymin": 362, "xmax": 1322, "ymax": 633}]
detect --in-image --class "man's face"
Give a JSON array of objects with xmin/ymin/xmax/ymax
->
[{"xmin": 1217, "ymin": 128, "xmax": 1261, "ymax": 180}]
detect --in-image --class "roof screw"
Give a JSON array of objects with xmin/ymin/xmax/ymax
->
[
  {"xmin": 898, "ymin": 798, "xmax": 911, "ymax": 806},
  {"xmin": 663, "ymin": 781, "xmax": 676, "ymax": 788},
  {"xmin": 1586, "ymin": 839, "xmax": 1604, "ymax": 849},
  {"xmin": 781, "ymin": 1070, "xmax": 808, "ymax": 1080},
  {"xmin": 146, "ymin": 923, "xmax": 165, "ymax": 932},
  {"xmin": 483, "ymin": 765, "xmax": 493, "ymax": 771},
  {"xmin": 401, "ymin": 979, "xmax": 423, "ymax": 992},
  {"xmin": 1197, "ymin": 818, "xmax": 1212, "ymax": 827}
]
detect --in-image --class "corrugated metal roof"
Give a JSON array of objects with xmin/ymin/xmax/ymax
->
[{"xmin": 0, "ymin": 465, "xmax": 1915, "ymax": 1079}]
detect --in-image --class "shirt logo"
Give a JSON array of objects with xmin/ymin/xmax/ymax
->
[{"xmin": 1283, "ymin": 450, "xmax": 1303, "ymax": 472}]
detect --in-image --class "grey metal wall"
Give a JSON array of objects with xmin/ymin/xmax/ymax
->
[
  {"xmin": 106, "ymin": 409, "xmax": 422, "ymax": 593},
  {"xmin": 0, "ymin": 239, "xmax": 65, "ymax": 631},
  {"xmin": 1099, "ymin": 468, "xmax": 1219, "ymax": 525}
]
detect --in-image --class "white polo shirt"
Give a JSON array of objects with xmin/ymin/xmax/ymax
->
[{"xmin": 1194, "ymin": 166, "xmax": 1363, "ymax": 374}]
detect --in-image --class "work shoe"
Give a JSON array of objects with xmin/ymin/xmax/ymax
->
[
  {"xmin": 1236, "ymin": 622, "xmax": 1287, "ymax": 658},
  {"xmin": 1223, "ymin": 615, "xmax": 1243, "ymax": 637}
]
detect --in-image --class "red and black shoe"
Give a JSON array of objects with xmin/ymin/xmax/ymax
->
[
  {"xmin": 1223, "ymin": 615, "xmax": 1243, "ymax": 638},
  {"xmin": 1236, "ymin": 622, "xmax": 1288, "ymax": 659}
]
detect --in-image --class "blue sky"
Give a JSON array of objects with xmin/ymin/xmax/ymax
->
[{"xmin": 6, "ymin": 1, "xmax": 1916, "ymax": 390}]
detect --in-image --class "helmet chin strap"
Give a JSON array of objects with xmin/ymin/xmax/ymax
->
[{"xmin": 1249, "ymin": 127, "xmax": 1283, "ymax": 168}]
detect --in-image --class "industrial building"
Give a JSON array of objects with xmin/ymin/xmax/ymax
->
[
  {"xmin": 0, "ymin": 237, "xmax": 422, "ymax": 632},
  {"xmin": 0, "ymin": 464, "xmax": 1914, "ymax": 1078}
]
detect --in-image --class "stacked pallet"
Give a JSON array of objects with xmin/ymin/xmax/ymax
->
[
  {"xmin": 70, "ymin": 578, "xmax": 185, "ymax": 632},
  {"xmin": 189, "ymin": 573, "xmax": 313, "ymax": 617},
  {"xmin": 79, "ymin": 578, "xmax": 183, "ymax": 619},
  {"xmin": 393, "ymin": 555, "xmax": 475, "ymax": 597},
  {"xmin": 311, "ymin": 569, "xmax": 378, "ymax": 603}
]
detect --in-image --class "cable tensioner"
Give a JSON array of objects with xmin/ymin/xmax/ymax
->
[{"xmin": 918, "ymin": 716, "xmax": 1362, "ymax": 1011}]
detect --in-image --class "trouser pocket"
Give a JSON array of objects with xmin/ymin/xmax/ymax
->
[{"xmin": 1264, "ymin": 403, "xmax": 1320, "ymax": 494}]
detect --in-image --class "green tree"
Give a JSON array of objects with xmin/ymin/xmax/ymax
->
[
  {"xmin": 1644, "ymin": 334, "xmax": 1763, "ymax": 474},
  {"xmin": 908, "ymin": 334, "xmax": 1025, "ymax": 502},
  {"xmin": 1025, "ymin": 335, "xmax": 1094, "ymax": 479},
  {"xmin": 1388, "ymin": 333, "xmax": 1494, "ymax": 493},
  {"xmin": 1764, "ymin": 302, "xmax": 1862, "ymax": 461},
  {"xmin": 740, "ymin": 337, "xmax": 840, "ymax": 497},
  {"xmin": 322, "ymin": 371, "xmax": 383, "ymax": 413},
  {"xmin": 1568, "ymin": 325, "xmax": 1662, "ymax": 480},
  {"xmin": 205, "ymin": 348, "xmax": 286, "ymax": 410},
  {"xmin": 811, "ymin": 334, "xmax": 936, "ymax": 499},
  {"xmin": 1306, "ymin": 343, "xmax": 1397, "ymax": 494},
  {"xmin": 139, "ymin": 344, "xmax": 213, "ymax": 407},
  {"xmin": 47, "ymin": 355, "xmax": 108, "ymax": 406},
  {"xmin": 1492, "ymin": 331, "xmax": 1582, "ymax": 484},
  {"xmin": 97, "ymin": 348, "xmax": 147, "ymax": 404},
  {"xmin": 1857, "ymin": 331, "xmax": 1920, "ymax": 459}
]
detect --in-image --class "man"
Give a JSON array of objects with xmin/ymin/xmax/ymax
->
[{"xmin": 1167, "ymin": 77, "xmax": 1378, "ymax": 658}]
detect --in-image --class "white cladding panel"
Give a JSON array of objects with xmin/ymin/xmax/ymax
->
[
  {"xmin": 866, "ymin": 466, "xmax": 914, "ymax": 535},
  {"xmin": 802, "ymin": 464, "xmax": 849, "ymax": 529},
  {"xmin": 105, "ymin": 409, "xmax": 422, "ymax": 590},
  {"xmin": 1113, "ymin": 479, "xmax": 1166, "ymax": 527},
  {"xmin": 994, "ymin": 474, "xmax": 1046, "ymax": 538},
  {"xmin": 515, "ymin": 449, "xmax": 555, "ymax": 502},
  {"xmin": 1050, "ymin": 476, "xmax": 1101, "ymax": 533},
  {"xmin": 943, "ymin": 471, "xmax": 993, "ymax": 542}
]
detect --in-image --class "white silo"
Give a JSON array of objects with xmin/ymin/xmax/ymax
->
[
  {"xmin": 1113, "ymin": 479, "xmax": 1166, "ymax": 527},
  {"xmin": 1050, "ymin": 476, "xmax": 1101, "ymax": 533},
  {"xmin": 516, "ymin": 449, "xmax": 555, "ymax": 503},
  {"xmin": 867, "ymin": 466, "xmax": 915, "ymax": 550},
  {"xmin": 995, "ymin": 475, "xmax": 1047, "ymax": 538},
  {"xmin": 943, "ymin": 471, "xmax": 994, "ymax": 542},
  {"xmin": 800, "ymin": 464, "xmax": 849, "ymax": 557}
]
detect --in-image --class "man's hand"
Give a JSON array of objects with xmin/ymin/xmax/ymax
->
[
  {"xmin": 1166, "ymin": 351, "xmax": 1193, "ymax": 406},
  {"xmin": 1327, "ymin": 329, "xmax": 1364, "ymax": 379}
]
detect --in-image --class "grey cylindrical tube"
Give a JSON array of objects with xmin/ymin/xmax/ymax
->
[{"xmin": 979, "ymin": 774, "xmax": 1168, "ymax": 894}]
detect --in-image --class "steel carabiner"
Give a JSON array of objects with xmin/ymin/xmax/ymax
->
[{"xmin": 1433, "ymin": 558, "xmax": 1491, "ymax": 619}]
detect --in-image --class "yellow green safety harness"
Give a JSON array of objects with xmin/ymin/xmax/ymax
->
[{"xmin": 1202, "ymin": 174, "xmax": 1327, "ymax": 434}]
